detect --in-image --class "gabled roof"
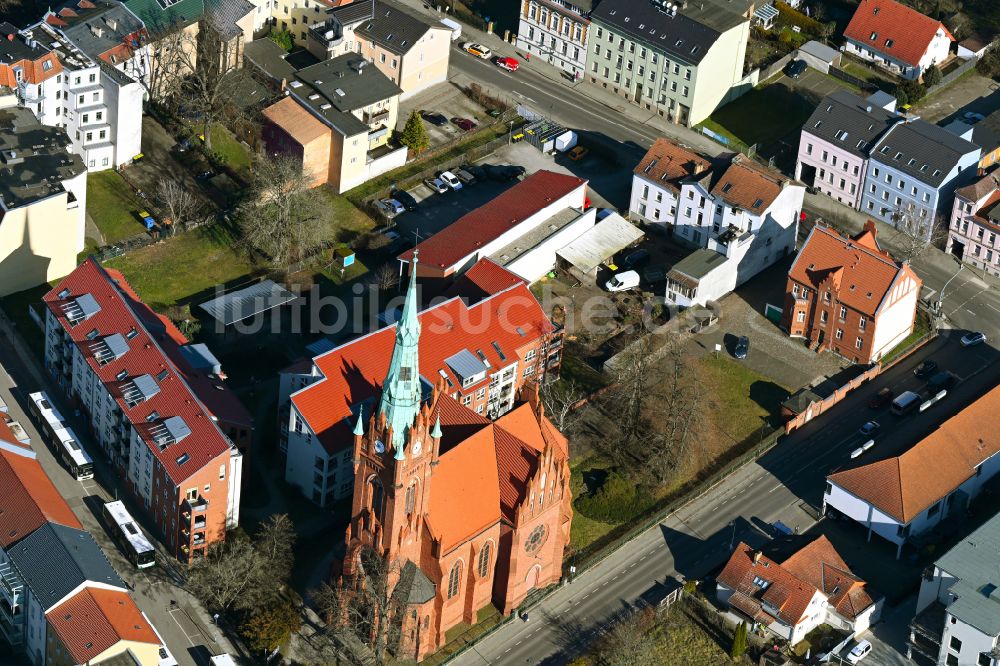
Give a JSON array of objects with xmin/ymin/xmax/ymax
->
[
  {"xmin": 123, "ymin": 0, "xmax": 204, "ymax": 33},
  {"xmin": 717, "ymin": 542, "xmax": 820, "ymax": 627},
  {"xmin": 779, "ymin": 536, "xmax": 875, "ymax": 621},
  {"xmin": 442, "ymin": 258, "xmax": 527, "ymax": 304},
  {"xmin": 203, "ymin": 0, "xmax": 254, "ymax": 40},
  {"xmin": 43, "ymin": 259, "xmax": 242, "ymax": 483},
  {"xmin": 788, "ymin": 223, "xmax": 909, "ymax": 317},
  {"xmin": 829, "ymin": 384, "xmax": 1000, "ymax": 523},
  {"xmin": 710, "ymin": 155, "xmax": 790, "ymax": 213},
  {"xmin": 868, "ymin": 119, "xmax": 979, "ymax": 187},
  {"xmin": 53, "ymin": 0, "xmax": 146, "ymax": 62},
  {"xmin": 955, "ymin": 171, "xmax": 1000, "ymax": 205},
  {"xmin": 801, "ymin": 90, "xmax": 899, "ymax": 159},
  {"xmin": 843, "ymin": 0, "xmax": 952, "ymax": 68},
  {"xmin": 0, "ymin": 447, "xmax": 82, "ymax": 548},
  {"xmin": 290, "ymin": 284, "xmax": 553, "ymax": 455},
  {"xmin": 353, "ymin": 0, "xmax": 439, "ymax": 56},
  {"xmin": 262, "ymin": 96, "xmax": 330, "ymax": 145},
  {"xmin": 633, "ymin": 137, "xmax": 711, "ymax": 193},
  {"xmin": 0, "ymin": 24, "xmax": 63, "ymax": 87},
  {"xmin": 47, "ymin": 588, "xmax": 159, "ymax": 664},
  {"xmin": 9, "ymin": 523, "xmax": 123, "ymax": 611},
  {"xmin": 399, "ymin": 171, "xmax": 587, "ymax": 270},
  {"xmin": 932, "ymin": 509, "xmax": 1000, "ymax": 637}
]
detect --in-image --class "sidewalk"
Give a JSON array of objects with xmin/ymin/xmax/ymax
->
[{"xmin": 396, "ymin": 0, "xmax": 727, "ymax": 156}]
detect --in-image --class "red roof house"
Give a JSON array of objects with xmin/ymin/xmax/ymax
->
[
  {"xmin": 46, "ymin": 588, "xmax": 160, "ymax": 664},
  {"xmin": 843, "ymin": 0, "xmax": 953, "ymax": 80}
]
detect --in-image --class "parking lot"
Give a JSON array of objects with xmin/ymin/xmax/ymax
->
[{"xmin": 396, "ymin": 80, "xmax": 492, "ymax": 150}]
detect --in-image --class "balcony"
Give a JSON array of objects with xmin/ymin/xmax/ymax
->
[
  {"xmin": 193, "ymin": 516, "xmax": 206, "ymax": 529},
  {"xmin": 0, "ymin": 562, "xmax": 23, "ymax": 607},
  {"xmin": 364, "ymin": 109, "xmax": 390, "ymax": 124},
  {"xmin": 308, "ymin": 24, "xmax": 343, "ymax": 50},
  {"xmin": 182, "ymin": 496, "xmax": 209, "ymax": 520},
  {"xmin": 17, "ymin": 80, "xmax": 42, "ymax": 102},
  {"xmin": 908, "ymin": 601, "xmax": 944, "ymax": 663},
  {"xmin": 0, "ymin": 606, "xmax": 24, "ymax": 646}
]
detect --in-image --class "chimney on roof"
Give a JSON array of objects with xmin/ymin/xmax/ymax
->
[
  {"xmin": 691, "ymin": 160, "xmax": 706, "ymax": 175},
  {"xmin": 752, "ymin": 550, "xmax": 762, "ymax": 565}
]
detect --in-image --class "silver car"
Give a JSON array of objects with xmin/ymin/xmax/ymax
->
[
  {"xmin": 424, "ymin": 177, "xmax": 449, "ymax": 194},
  {"xmin": 375, "ymin": 198, "xmax": 405, "ymax": 218}
]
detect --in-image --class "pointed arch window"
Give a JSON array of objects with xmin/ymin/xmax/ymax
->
[
  {"xmin": 447, "ymin": 561, "xmax": 462, "ymax": 598},
  {"xmin": 405, "ymin": 481, "xmax": 416, "ymax": 514},
  {"xmin": 369, "ymin": 477, "xmax": 384, "ymax": 522},
  {"xmin": 478, "ymin": 542, "xmax": 492, "ymax": 578}
]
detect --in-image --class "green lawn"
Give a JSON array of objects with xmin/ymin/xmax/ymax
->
[
  {"xmin": 104, "ymin": 225, "xmax": 255, "ymax": 308},
  {"xmin": 699, "ymin": 355, "xmax": 790, "ymax": 437},
  {"xmin": 881, "ymin": 309, "xmax": 932, "ymax": 366},
  {"xmin": 569, "ymin": 458, "xmax": 617, "ymax": 551},
  {"xmin": 208, "ymin": 124, "xmax": 251, "ymax": 175},
  {"xmin": 86, "ymin": 171, "xmax": 147, "ymax": 245},
  {"xmin": 699, "ymin": 82, "xmax": 814, "ymax": 150},
  {"xmin": 558, "ymin": 355, "xmax": 609, "ymax": 395}
]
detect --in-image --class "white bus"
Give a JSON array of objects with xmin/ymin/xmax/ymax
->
[
  {"xmin": 103, "ymin": 501, "xmax": 156, "ymax": 569},
  {"xmin": 28, "ymin": 391, "xmax": 94, "ymax": 480},
  {"xmin": 52, "ymin": 426, "xmax": 94, "ymax": 480}
]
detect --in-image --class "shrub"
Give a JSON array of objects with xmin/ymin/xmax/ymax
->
[
  {"xmin": 977, "ymin": 48, "xmax": 1000, "ymax": 78},
  {"xmin": 574, "ymin": 471, "xmax": 654, "ymax": 524},
  {"xmin": 268, "ymin": 29, "xmax": 294, "ymax": 52},
  {"xmin": 774, "ymin": 1, "xmax": 823, "ymax": 35},
  {"xmin": 894, "ymin": 79, "xmax": 927, "ymax": 105},
  {"xmin": 923, "ymin": 63, "xmax": 942, "ymax": 86}
]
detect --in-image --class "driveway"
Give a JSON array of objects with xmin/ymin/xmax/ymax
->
[
  {"xmin": 395, "ymin": 80, "xmax": 489, "ymax": 150},
  {"xmin": 912, "ymin": 71, "xmax": 1000, "ymax": 123}
]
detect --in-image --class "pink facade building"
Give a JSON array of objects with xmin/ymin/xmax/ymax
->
[
  {"xmin": 795, "ymin": 90, "xmax": 897, "ymax": 209},
  {"xmin": 946, "ymin": 172, "xmax": 1000, "ymax": 278}
]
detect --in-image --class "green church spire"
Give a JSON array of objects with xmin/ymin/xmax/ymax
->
[{"xmin": 378, "ymin": 251, "xmax": 422, "ymax": 455}]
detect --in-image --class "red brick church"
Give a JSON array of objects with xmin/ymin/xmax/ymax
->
[{"xmin": 341, "ymin": 253, "xmax": 573, "ymax": 661}]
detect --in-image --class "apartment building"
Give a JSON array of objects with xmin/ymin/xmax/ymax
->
[
  {"xmin": 277, "ymin": 260, "xmax": 562, "ymax": 507},
  {"xmin": 272, "ymin": 0, "xmax": 338, "ymax": 44},
  {"xmin": 861, "ymin": 118, "xmax": 980, "ymax": 236},
  {"xmin": 717, "ymin": 536, "xmax": 881, "ymax": 645},
  {"xmin": 42, "ymin": 259, "xmax": 248, "ymax": 563},
  {"xmin": 43, "ymin": 0, "xmax": 151, "ymax": 84},
  {"xmin": 843, "ymin": 0, "xmax": 953, "ymax": 81},
  {"xmin": 629, "ymin": 136, "xmax": 712, "ymax": 228},
  {"xmin": 783, "ymin": 221, "xmax": 921, "ymax": 364},
  {"xmin": 2, "ymin": 20, "xmax": 144, "ymax": 171},
  {"xmin": 824, "ymin": 384, "xmax": 1000, "ymax": 559},
  {"xmin": 796, "ymin": 90, "xmax": 899, "ymax": 209},
  {"xmin": 0, "ymin": 107, "xmax": 87, "ymax": 297},
  {"xmin": 586, "ymin": 0, "xmax": 753, "ymax": 126},
  {"xmin": 946, "ymin": 172, "xmax": 1000, "ymax": 278},
  {"xmin": 0, "ymin": 428, "xmax": 164, "ymax": 666},
  {"xmin": 259, "ymin": 51, "xmax": 406, "ymax": 192},
  {"xmin": 909, "ymin": 509, "xmax": 1000, "ymax": 666},
  {"xmin": 516, "ymin": 0, "xmax": 593, "ymax": 77},
  {"xmin": 306, "ymin": 0, "xmax": 451, "ymax": 98}
]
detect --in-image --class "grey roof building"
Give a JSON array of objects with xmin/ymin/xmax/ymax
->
[
  {"xmin": 51, "ymin": 0, "xmax": 146, "ymax": 62},
  {"xmin": 8, "ymin": 523, "xmax": 123, "ymax": 611},
  {"xmin": 870, "ymin": 119, "xmax": 980, "ymax": 188},
  {"xmin": 327, "ymin": 0, "xmax": 435, "ymax": 56},
  {"xmin": 910, "ymin": 510, "xmax": 1000, "ymax": 665},
  {"xmin": 0, "ymin": 108, "xmax": 87, "ymax": 212},
  {"xmin": 801, "ymin": 90, "xmax": 899, "ymax": 160}
]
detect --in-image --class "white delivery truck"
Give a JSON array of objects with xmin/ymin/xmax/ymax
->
[
  {"xmin": 554, "ymin": 130, "xmax": 578, "ymax": 152},
  {"xmin": 440, "ymin": 18, "xmax": 462, "ymax": 42}
]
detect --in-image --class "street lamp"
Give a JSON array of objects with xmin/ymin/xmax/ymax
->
[
  {"xmin": 729, "ymin": 521, "xmax": 737, "ymax": 551},
  {"xmin": 936, "ymin": 260, "xmax": 964, "ymax": 318},
  {"xmin": 507, "ymin": 119, "xmax": 515, "ymax": 145}
]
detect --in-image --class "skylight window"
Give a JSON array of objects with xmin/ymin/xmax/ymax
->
[
  {"xmin": 835, "ymin": 130, "xmax": 848, "ymax": 141},
  {"xmin": 885, "ymin": 39, "xmax": 894, "ymax": 48},
  {"xmin": 722, "ymin": 183, "xmax": 733, "ymax": 193},
  {"xmin": 880, "ymin": 145, "xmax": 890, "ymax": 154},
  {"xmin": 814, "ymin": 120, "xmax": 823, "ymax": 129},
  {"xmin": 752, "ymin": 198, "xmax": 763, "ymax": 209},
  {"xmin": 869, "ymin": 31, "xmax": 877, "ymax": 40}
]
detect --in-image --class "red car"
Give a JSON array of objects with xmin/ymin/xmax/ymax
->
[
  {"xmin": 494, "ymin": 56, "xmax": 519, "ymax": 72},
  {"xmin": 451, "ymin": 117, "xmax": 477, "ymax": 131}
]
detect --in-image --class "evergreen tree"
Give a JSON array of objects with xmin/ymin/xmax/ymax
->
[
  {"xmin": 730, "ymin": 620, "xmax": 748, "ymax": 659},
  {"xmin": 923, "ymin": 63, "xmax": 942, "ymax": 87},
  {"xmin": 399, "ymin": 110, "xmax": 429, "ymax": 154}
]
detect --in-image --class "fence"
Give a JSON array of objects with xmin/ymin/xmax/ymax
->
[
  {"xmin": 759, "ymin": 51, "xmax": 796, "ymax": 82},
  {"xmin": 828, "ymin": 66, "xmax": 878, "ymax": 92},
  {"xmin": 782, "ymin": 364, "xmax": 881, "ymax": 433},
  {"xmin": 926, "ymin": 56, "xmax": 979, "ymax": 96}
]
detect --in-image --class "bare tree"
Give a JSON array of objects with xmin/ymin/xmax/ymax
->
[
  {"xmin": 889, "ymin": 204, "xmax": 949, "ymax": 262},
  {"xmin": 139, "ymin": 28, "xmax": 196, "ymax": 108},
  {"xmin": 256, "ymin": 513, "xmax": 297, "ymax": 583},
  {"xmin": 540, "ymin": 378, "xmax": 584, "ymax": 433},
  {"xmin": 156, "ymin": 179, "xmax": 207, "ymax": 235},
  {"xmin": 238, "ymin": 153, "xmax": 330, "ymax": 265},
  {"xmin": 368, "ymin": 263, "xmax": 401, "ymax": 293},
  {"xmin": 187, "ymin": 535, "xmax": 267, "ymax": 613},
  {"xmin": 595, "ymin": 607, "xmax": 659, "ymax": 666},
  {"xmin": 312, "ymin": 546, "xmax": 403, "ymax": 666}
]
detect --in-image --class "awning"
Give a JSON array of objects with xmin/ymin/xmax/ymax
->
[
  {"xmin": 556, "ymin": 213, "xmax": 644, "ymax": 274},
  {"xmin": 198, "ymin": 280, "xmax": 301, "ymax": 326}
]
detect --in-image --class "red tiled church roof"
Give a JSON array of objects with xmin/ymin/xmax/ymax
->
[
  {"xmin": 844, "ymin": 0, "xmax": 952, "ymax": 68},
  {"xmin": 0, "ymin": 448, "xmax": 82, "ymax": 548},
  {"xmin": 43, "ymin": 259, "xmax": 237, "ymax": 484},
  {"xmin": 829, "ymin": 384, "xmax": 1000, "ymax": 523},
  {"xmin": 292, "ymin": 284, "xmax": 553, "ymax": 455},
  {"xmin": 399, "ymin": 171, "xmax": 586, "ymax": 270},
  {"xmin": 47, "ymin": 588, "xmax": 159, "ymax": 664}
]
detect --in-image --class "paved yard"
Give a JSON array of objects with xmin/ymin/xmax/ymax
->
[
  {"xmin": 396, "ymin": 80, "xmax": 490, "ymax": 150},
  {"xmin": 913, "ymin": 71, "xmax": 1000, "ymax": 123},
  {"xmin": 685, "ymin": 259, "xmax": 848, "ymax": 391}
]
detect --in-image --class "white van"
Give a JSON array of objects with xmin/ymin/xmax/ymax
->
[{"xmin": 605, "ymin": 270, "xmax": 640, "ymax": 292}]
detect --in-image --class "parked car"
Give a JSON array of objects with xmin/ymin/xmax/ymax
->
[
  {"xmin": 420, "ymin": 110, "xmax": 448, "ymax": 126},
  {"xmin": 487, "ymin": 108, "xmax": 503, "ymax": 118},
  {"xmin": 964, "ymin": 111, "xmax": 986, "ymax": 123},
  {"xmin": 375, "ymin": 198, "xmax": 405, "ymax": 218},
  {"xmin": 927, "ymin": 370, "xmax": 956, "ymax": 392},
  {"xmin": 465, "ymin": 164, "xmax": 487, "ymax": 181},
  {"xmin": 642, "ymin": 265, "xmax": 666, "ymax": 283},
  {"xmin": 453, "ymin": 167, "xmax": 476, "ymax": 184},
  {"xmin": 567, "ymin": 146, "xmax": 589, "ymax": 161},
  {"xmin": 438, "ymin": 170, "xmax": 463, "ymax": 190},
  {"xmin": 195, "ymin": 169, "xmax": 214, "ymax": 181},
  {"xmin": 868, "ymin": 387, "xmax": 894, "ymax": 409},
  {"xmin": 381, "ymin": 229, "xmax": 401, "ymax": 246},
  {"xmin": 621, "ymin": 249, "xmax": 650, "ymax": 270},
  {"xmin": 494, "ymin": 56, "xmax": 519, "ymax": 72},
  {"xmin": 785, "ymin": 59, "xmax": 807, "ymax": 79},
  {"xmin": 734, "ymin": 336, "xmax": 749, "ymax": 360},
  {"xmin": 391, "ymin": 189, "xmax": 418, "ymax": 211},
  {"xmin": 462, "ymin": 42, "xmax": 491, "ymax": 59},
  {"xmin": 858, "ymin": 420, "xmax": 880, "ymax": 437},
  {"xmin": 451, "ymin": 117, "xmax": 477, "ymax": 131},
  {"xmin": 913, "ymin": 359, "xmax": 938, "ymax": 378},
  {"xmin": 846, "ymin": 639, "xmax": 872, "ymax": 664},
  {"xmin": 961, "ymin": 331, "xmax": 987, "ymax": 347},
  {"xmin": 424, "ymin": 177, "xmax": 449, "ymax": 194},
  {"xmin": 605, "ymin": 270, "xmax": 640, "ymax": 292},
  {"xmin": 485, "ymin": 164, "xmax": 525, "ymax": 181}
]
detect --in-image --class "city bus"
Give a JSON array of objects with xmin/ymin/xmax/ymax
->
[
  {"xmin": 102, "ymin": 500, "xmax": 156, "ymax": 569},
  {"xmin": 28, "ymin": 391, "xmax": 94, "ymax": 480}
]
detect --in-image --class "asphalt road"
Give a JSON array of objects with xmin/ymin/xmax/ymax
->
[
  {"xmin": 0, "ymin": 336, "xmax": 231, "ymax": 666},
  {"xmin": 453, "ymin": 335, "xmax": 999, "ymax": 665}
]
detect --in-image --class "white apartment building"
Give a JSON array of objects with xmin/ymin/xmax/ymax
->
[{"xmin": 910, "ymin": 510, "xmax": 1000, "ymax": 666}]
